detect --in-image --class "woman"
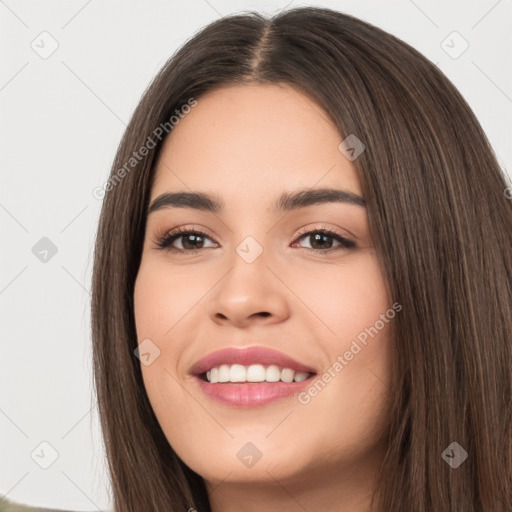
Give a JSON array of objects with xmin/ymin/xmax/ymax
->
[{"xmin": 88, "ymin": 5, "xmax": 510, "ymax": 512}]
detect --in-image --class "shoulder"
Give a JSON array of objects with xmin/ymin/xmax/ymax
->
[{"xmin": 0, "ymin": 497, "xmax": 79, "ymax": 512}]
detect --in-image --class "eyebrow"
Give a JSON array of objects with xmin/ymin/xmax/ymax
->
[{"xmin": 147, "ymin": 188, "xmax": 366, "ymax": 215}]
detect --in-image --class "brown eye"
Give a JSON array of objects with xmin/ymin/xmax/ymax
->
[
  {"xmin": 293, "ymin": 229, "xmax": 356, "ymax": 252},
  {"xmin": 155, "ymin": 229, "xmax": 217, "ymax": 253}
]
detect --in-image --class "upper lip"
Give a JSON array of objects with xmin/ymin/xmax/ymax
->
[{"xmin": 189, "ymin": 346, "xmax": 318, "ymax": 376}]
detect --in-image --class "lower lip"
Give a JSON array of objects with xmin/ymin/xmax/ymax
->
[{"xmin": 194, "ymin": 376, "xmax": 315, "ymax": 407}]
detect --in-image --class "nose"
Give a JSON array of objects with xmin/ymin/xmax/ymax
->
[{"xmin": 207, "ymin": 248, "xmax": 290, "ymax": 328}]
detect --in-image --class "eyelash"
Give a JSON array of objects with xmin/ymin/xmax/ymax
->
[{"xmin": 153, "ymin": 225, "xmax": 357, "ymax": 255}]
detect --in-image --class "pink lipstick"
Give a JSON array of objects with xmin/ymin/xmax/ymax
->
[{"xmin": 190, "ymin": 346, "xmax": 317, "ymax": 407}]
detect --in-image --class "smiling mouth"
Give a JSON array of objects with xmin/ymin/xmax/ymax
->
[{"xmin": 198, "ymin": 364, "xmax": 317, "ymax": 384}]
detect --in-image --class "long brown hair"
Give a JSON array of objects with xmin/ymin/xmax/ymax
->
[{"xmin": 91, "ymin": 7, "xmax": 512, "ymax": 511}]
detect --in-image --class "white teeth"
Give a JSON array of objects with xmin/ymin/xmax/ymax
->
[
  {"xmin": 265, "ymin": 365, "xmax": 281, "ymax": 382},
  {"xmin": 246, "ymin": 364, "xmax": 266, "ymax": 382},
  {"xmin": 293, "ymin": 372, "xmax": 310, "ymax": 382},
  {"xmin": 203, "ymin": 363, "xmax": 313, "ymax": 383},
  {"xmin": 229, "ymin": 364, "xmax": 246, "ymax": 382},
  {"xmin": 218, "ymin": 364, "xmax": 230, "ymax": 383},
  {"xmin": 281, "ymin": 368, "xmax": 295, "ymax": 383}
]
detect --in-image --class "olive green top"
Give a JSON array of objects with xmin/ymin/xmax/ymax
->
[{"xmin": 0, "ymin": 497, "xmax": 82, "ymax": 512}]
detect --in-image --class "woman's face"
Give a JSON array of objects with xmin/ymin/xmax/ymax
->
[{"xmin": 134, "ymin": 84, "xmax": 393, "ymax": 494}]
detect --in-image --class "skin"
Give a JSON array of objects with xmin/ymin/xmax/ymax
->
[{"xmin": 133, "ymin": 83, "xmax": 393, "ymax": 512}]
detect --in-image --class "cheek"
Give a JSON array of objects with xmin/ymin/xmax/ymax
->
[
  {"xmin": 290, "ymin": 253, "xmax": 393, "ymax": 436},
  {"xmin": 133, "ymin": 257, "xmax": 208, "ymax": 341},
  {"xmin": 133, "ymin": 260, "xmax": 206, "ymax": 451},
  {"xmin": 133, "ymin": 259, "xmax": 192, "ymax": 402},
  {"xmin": 290, "ymin": 251, "xmax": 390, "ymax": 340}
]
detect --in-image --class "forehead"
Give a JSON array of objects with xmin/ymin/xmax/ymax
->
[{"xmin": 150, "ymin": 84, "xmax": 362, "ymax": 205}]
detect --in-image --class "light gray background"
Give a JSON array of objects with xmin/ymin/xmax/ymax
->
[{"xmin": 1, "ymin": 0, "xmax": 511, "ymax": 510}]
